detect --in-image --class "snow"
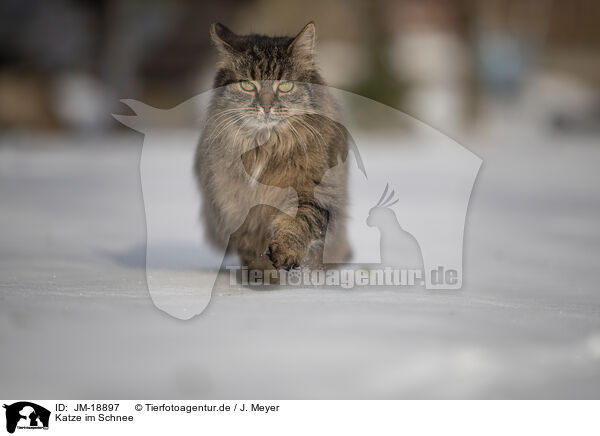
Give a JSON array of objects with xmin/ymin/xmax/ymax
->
[{"xmin": 0, "ymin": 129, "xmax": 599, "ymax": 398}]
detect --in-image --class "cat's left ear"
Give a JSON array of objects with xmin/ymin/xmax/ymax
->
[
  {"xmin": 210, "ymin": 22, "xmax": 238, "ymax": 54},
  {"xmin": 288, "ymin": 22, "xmax": 316, "ymax": 56}
]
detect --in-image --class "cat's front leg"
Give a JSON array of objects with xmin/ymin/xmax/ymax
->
[
  {"xmin": 267, "ymin": 226, "xmax": 306, "ymax": 270},
  {"xmin": 267, "ymin": 194, "xmax": 329, "ymax": 270}
]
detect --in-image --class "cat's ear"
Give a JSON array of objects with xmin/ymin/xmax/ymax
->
[
  {"xmin": 210, "ymin": 23, "xmax": 238, "ymax": 53},
  {"xmin": 288, "ymin": 22, "xmax": 316, "ymax": 57}
]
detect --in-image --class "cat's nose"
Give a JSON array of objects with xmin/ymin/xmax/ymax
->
[{"xmin": 259, "ymin": 92, "xmax": 275, "ymax": 113}]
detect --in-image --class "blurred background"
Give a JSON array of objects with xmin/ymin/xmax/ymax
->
[
  {"xmin": 1, "ymin": 0, "xmax": 600, "ymax": 399},
  {"xmin": 1, "ymin": 0, "xmax": 599, "ymax": 135}
]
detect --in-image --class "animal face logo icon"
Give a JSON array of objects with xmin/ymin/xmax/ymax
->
[{"xmin": 3, "ymin": 402, "xmax": 50, "ymax": 434}]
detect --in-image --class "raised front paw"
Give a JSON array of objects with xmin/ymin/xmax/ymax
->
[{"xmin": 267, "ymin": 235, "xmax": 304, "ymax": 270}]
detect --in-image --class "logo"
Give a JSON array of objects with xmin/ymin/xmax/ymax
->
[{"xmin": 3, "ymin": 402, "xmax": 50, "ymax": 434}]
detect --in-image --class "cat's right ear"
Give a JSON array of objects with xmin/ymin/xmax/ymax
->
[{"xmin": 210, "ymin": 23, "xmax": 237, "ymax": 54}]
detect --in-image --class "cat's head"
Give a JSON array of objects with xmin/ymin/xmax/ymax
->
[{"xmin": 209, "ymin": 22, "xmax": 324, "ymax": 129}]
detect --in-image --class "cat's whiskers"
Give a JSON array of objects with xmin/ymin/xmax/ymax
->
[
  {"xmin": 205, "ymin": 108, "xmax": 248, "ymax": 130},
  {"xmin": 206, "ymin": 107, "xmax": 246, "ymax": 122},
  {"xmin": 285, "ymin": 119, "xmax": 305, "ymax": 152},
  {"xmin": 232, "ymin": 116, "xmax": 254, "ymax": 151},
  {"xmin": 304, "ymin": 112, "xmax": 346, "ymax": 139},
  {"xmin": 290, "ymin": 116, "xmax": 327, "ymax": 150},
  {"xmin": 234, "ymin": 116, "xmax": 267, "ymax": 185},
  {"xmin": 300, "ymin": 114, "xmax": 335, "ymax": 145},
  {"xmin": 208, "ymin": 113, "xmax": 248, "ymax": 143},
  {"xmin": 284, "ymin": 119, "xmax": 310, "ymax": 169},
  {"xmin": 210, "ymin": 109, "xmax": 249, "ymax": 126}
]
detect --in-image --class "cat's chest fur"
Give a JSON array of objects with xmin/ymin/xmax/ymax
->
[{"xmin": 205, "ymin": 129, "xmax": 327, "ymax": 234}]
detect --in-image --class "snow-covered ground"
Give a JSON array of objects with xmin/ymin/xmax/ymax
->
[{"xmin": 1, "ymin": 128, "xmax": 599, "ymax": 398}]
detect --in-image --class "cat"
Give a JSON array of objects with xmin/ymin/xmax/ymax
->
[{"xmin": 194, "ymin": 22, "xmax": 350, "ymax": 275}]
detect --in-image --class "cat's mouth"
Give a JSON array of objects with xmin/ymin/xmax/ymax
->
[
  {"xmin": 249, "ymin": 112, "xmax": 286, "ymax": 129},
  {"xmin": 262, "ymin": 117, "xmax": 282, "ymax": 128}
]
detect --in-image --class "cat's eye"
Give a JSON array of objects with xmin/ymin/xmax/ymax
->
[
  {"xmin": 240, "ymin": 81, "xmax": 256, "ymax": 92},
  {"xmin": 278, "ymin": 81, "xmax": 294, "ymax": 93}
]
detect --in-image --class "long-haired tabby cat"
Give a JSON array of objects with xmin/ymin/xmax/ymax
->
[{"xmin": 195, "ymin": 22, "xmax": 350, "ymax": 275}]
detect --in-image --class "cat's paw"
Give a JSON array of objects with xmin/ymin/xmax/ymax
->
[{"xmin": 267, "ymin": 236, "xmax": 304, "ymax": 270}]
